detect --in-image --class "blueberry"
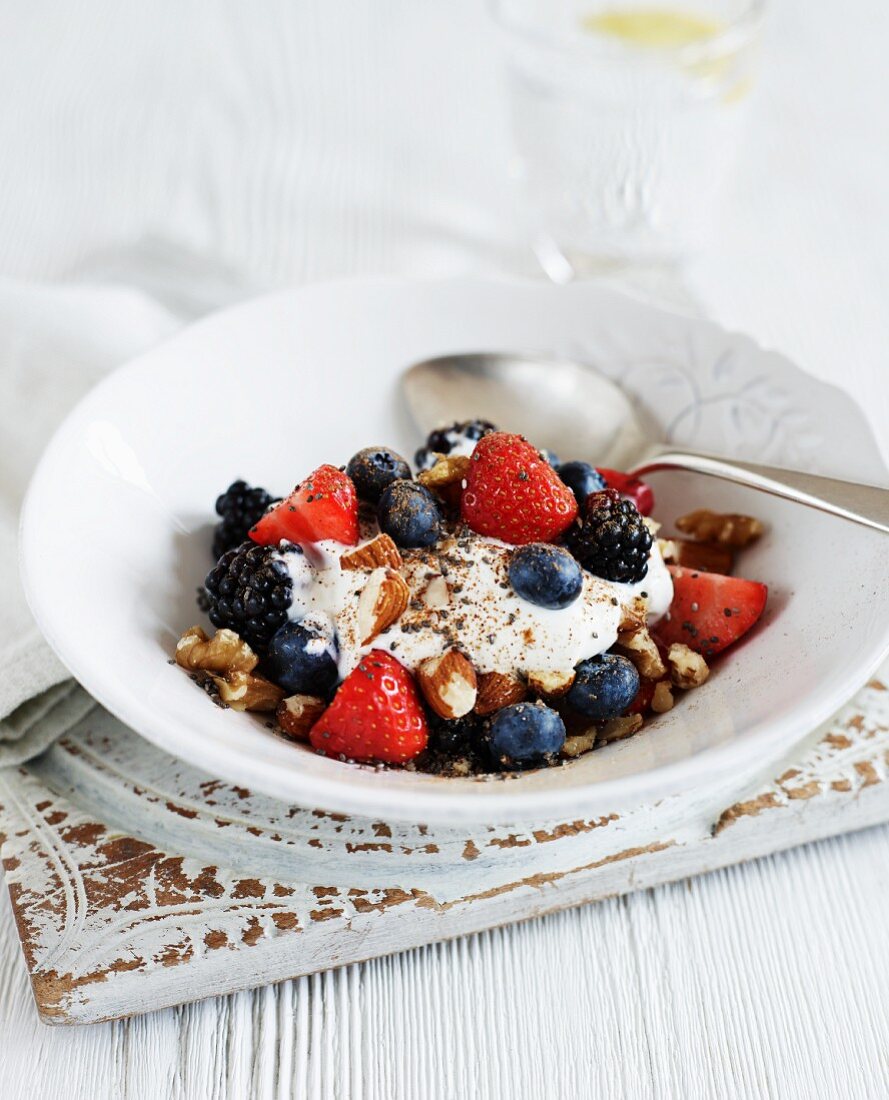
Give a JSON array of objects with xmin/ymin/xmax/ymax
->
[
  {"xmin": 377, "ymin": 479, "xmax": 443, "ymax": 548},
  {"xmin": 540, "ymin": 449, "xmax": 560, "ymax": 468},
  {"xmin": 556, "ymin": 461, "xmax": 607, "ymax": 507},
  {"xmin": 266, "ymin": 619, "xmax": 339, "ymax": 696},
  {"xmin": 346, "ymin": 446, "xmax": 411, "ymax": 504},
  {"xmin": 485, "ymin": 702, "xmax": 565, "ymax": 770},
  {"xmin": 566, "ymin": 654, "xmax": 639, "ymax": 719},
  {"xmin": 508, "ymin": 543, "xmax": 583, "ymax": 610}
]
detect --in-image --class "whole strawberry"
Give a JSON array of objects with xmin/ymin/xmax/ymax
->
[
  {"xmin": 461, "ymin": 432, "xmax": 578, "ymax": 545},
  {"xmin": 309, "ymin": 651, "xmax": 429, "ymax": 763}
]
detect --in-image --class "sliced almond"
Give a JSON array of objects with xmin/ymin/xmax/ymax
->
[
  {"xmin": 667, "ymin": 643, "xmax": 710, "ymax": 689},
  {"xmin": 277, "ymin": 694, "xmax": 327, "ymax": 740},
  {"xmin": 213, "ymin": 670, "xmax": 284, "ymax": 712},
  {"xmin": 357, "ymin": 567, "xmax": 410, "ymax": 644},
  {"xmin": 175, "ymin": 626, "xmax": 258, "ymax": 674},
  {"xmin": 616, "ymin": 625, "xmax": 666, "ymax": 680},
  {"xmin": 474, "ymin": 671, "xmax": 527, "ymax": 716},
  {"xmin": 526, "ymin": 668, "xmax": 576, "ymax": 698},
  {"xmin": 416, "ymin": 649, "xmax": 477, "ymax": 719},
  {"xmin": 422, "ymin": 574, "xmax": 450, "ymax": 610},
  {"xmin": 340, "ymin": 533, "xmax": 403, "ymax": 571}
]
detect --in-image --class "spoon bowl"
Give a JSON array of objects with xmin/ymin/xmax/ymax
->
[
  {"xmin": 403, "ymin": 352, "xmax": 653, "ymax": 469},
  {"xmin": 403, "ymin": 351, "xmax": 889, "ymax": 534}
]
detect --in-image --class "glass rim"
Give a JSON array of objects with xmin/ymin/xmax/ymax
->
[{"xmin": 488, "ymin": 0, "xmax": 766, "ymax": 63}]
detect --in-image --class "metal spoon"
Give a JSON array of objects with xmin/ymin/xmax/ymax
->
[{"xmin": 402, "ymin": 352, "xmax": 889, "ymax": 535}]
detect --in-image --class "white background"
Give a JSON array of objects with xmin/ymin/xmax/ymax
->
[{"xmin": 1, "ymin": 1, "xmax": 888, "ymax": 1096}]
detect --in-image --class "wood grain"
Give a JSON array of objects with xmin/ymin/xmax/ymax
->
[{"xmin": 1, "ymin": 675, "xmax": 888, "ymax": 1042}]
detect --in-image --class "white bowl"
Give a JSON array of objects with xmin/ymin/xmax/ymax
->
[{"xmin": 20, "ymin": 277, "xmax": 889, "ymax": 824}]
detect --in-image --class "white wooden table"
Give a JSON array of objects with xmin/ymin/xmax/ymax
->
[{"xmin": 1, "ymin": 1, "xmax": 888, "ymax": 1096}]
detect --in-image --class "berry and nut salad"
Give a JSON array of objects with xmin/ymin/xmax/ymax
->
[{"xmin": 175, "ymin": 419, "xmax": 768, "ymax": 775}]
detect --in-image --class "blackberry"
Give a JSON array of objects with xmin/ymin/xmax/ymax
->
[
  {"xmin": 427, "ymin": 712, "xmax": 483, "ymax": 757},
  {"xmin": 212, "ymin": 480, "xmax": 279, "ymax": 559},
  {"xmin": 204, "ymin": 541, "xmax": 294, "ymax": 651},
  {"xmin": 567, "ymin": 488, "xmax": 652, "ymax": 584},
  {"xmin": 417, "ymin": 712, "xmax": 488, "ymax": 775}
]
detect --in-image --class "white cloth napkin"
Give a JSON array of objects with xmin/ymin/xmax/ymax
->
[{"xmin": 0, "ymin": 246, "xmax": 254, "ymax": 765}]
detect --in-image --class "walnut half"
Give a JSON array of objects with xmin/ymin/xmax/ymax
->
[
  {"xmin": 598, "ymin": 713, "xmax": 643, "ymax": 745},
  {"xmin": 667, "ymin": 643, "xmax": 710, "ymax": 689},
  {"xmin": 615, "ymin": 624, "xmax": 666, "ymax": 681},
  {"xmin": 675, "ymin": 509, "xmax": 764, "ymax": 549},
  {"xmin": 174, "ymin": 626, "xmax": 283, "ymax": 712},
  {"xmin": 175, "ymin": 626, "xmax": 258, "ymax": 674}
]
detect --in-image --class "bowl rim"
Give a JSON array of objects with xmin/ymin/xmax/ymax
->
[{"xmin": 19, "ymin": 275, "xmax": 889, "ymax": 824}]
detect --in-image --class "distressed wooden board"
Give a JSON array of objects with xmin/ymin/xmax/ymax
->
[{"xmin": 0, "ymin": 670, "xmax": 887, "ymax": 1026}]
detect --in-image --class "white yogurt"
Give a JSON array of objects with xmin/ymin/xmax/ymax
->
[
  {"xmin": 416, "ymin": 426, "xmax": 481, "ymax": 469},
  {"xmin": 275, "ymin": 530, "xmax": 672, "ymax": 680}
]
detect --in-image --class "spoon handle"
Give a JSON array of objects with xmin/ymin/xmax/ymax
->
[{"xmin": 633, "ymin": 450, "xmax": 889, "ymax": 535}]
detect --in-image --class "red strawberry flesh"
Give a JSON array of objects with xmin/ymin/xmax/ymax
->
[
  {"xmin": 654, "ymin": 565, "xmax": 768, "ymax": 657},
  {"xmin": 309, "ymin": 650, "xmax": 429, "ymax": 764},
  {"xmin": 461, "ymin": 432, "xmax": 578, "ymax": 545},
  {"xmin": 250, "ymin": 464, "xmax": 359, "ymax": 547},
  {"xmin": 597, "ymin": 468, "xmax": 654, "ymax": 516}
]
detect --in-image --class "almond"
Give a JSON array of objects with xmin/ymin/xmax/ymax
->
[
  {"xmin": 416, "ymin": 649, "xmax": 477, "ymax": 719},
  {"xmin": 356, "ymin": 567, "xmax": 410, "ymax": 644},
  {"xmin": 277, "ymin": 694, "xmax": 327, "ymax": 740},
  {"xmin": 340, "ymin": 533, "xmax": 403, "ymax": 571},
  {"xmin": 474, "ymin": 670, "xmax": 527, "ymax": 716},
  {"xmin": 526, "ymin": 668, "xmax": 576, "ymax": 698}
]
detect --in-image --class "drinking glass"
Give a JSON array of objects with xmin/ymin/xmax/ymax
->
[{"xmin": 490, "ymin": 0, "xmax": 765, "ymax": 277}]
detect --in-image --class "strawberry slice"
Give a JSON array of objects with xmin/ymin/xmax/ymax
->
[
  {"xmin": 309, "ymin": 651, "xmax": 429, "ymax": 763},
  {"xmin": 461, "ymin": 432, "xmax": 578, "ymax": 545},
  {"xmin": 654, "ymin": 565, "xmax": 768, "ymax": 657},
  {"xmin": 596, "ymin": 468, "xmax": 654, "ymax": 516},
  {"xmin": 250, "ymin": 464, "xmax": 358, "ymax": 547}
]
